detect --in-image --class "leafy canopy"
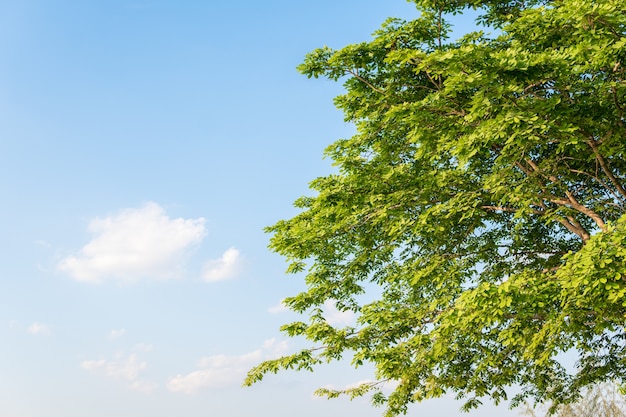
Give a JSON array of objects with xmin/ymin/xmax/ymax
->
[
  {"xmin": 521, "ymin": 383, "xmax": 626, "ymax": 417},
  {"xmin": 246, "ymin": 0, "xmax": 626, "ymax": 415}
]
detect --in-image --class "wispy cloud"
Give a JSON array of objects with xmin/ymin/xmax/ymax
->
[
  {"xmin": 34, "ymin": 239, "xmax": 52, "ymax": 248},
  {"xmin": 167, "ymin": 338, "xmax": 288, "ymax": 394},
  {"xmin": 82, "ymin": 355, "xmax": 145, "ymax": 380},
  {"xmin": 134, "ymin": 343, "xmax": 154, "ymax": 352},
  {"xmin": 58, "ymin": 202, "xmax": 206, "ymax": 284},
  {"xmin": 323, "ymin": 300, "xmax": 355, "ymax": 326},
  {"xmin": 109, "ymin": 328, "xmax": 126, "ymax": 339},
  {"xmin": 201, "ymin": 247, "xmax": 241, "ymax": 282},
  {"xmin": 268, "ymin": 299, "xmax": 288, "ymax": 314},
  {"xmin": 81, "ymin": 353, "xmax": 157, "ymax": 393},
  {"xmin": 129, "ymin": 379, "xmax": 158, "ymax": 393},
  {"xmin": 27, "ymin": 322, "xmax": 51, "ymax": 336}
]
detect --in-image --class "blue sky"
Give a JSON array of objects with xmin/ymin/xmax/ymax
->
[{"xmin": 0, "ymin": 1, "xmax": 519, "ymax": 416}]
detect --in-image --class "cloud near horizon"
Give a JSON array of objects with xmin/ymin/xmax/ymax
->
[
  {"xmin": 27, "ymin": 322, "xmax": 51, "ymax": 336},
  {"xmin": 58, "ymin": 202, "xmax": 206, "ymax": 283},
  {"xmin": 81, "ymin": 353, "xmax": 157, "ymax": 394},
  {"xmin": 167, "ymin": 338, "xmax": 288, "ymax": 394}
]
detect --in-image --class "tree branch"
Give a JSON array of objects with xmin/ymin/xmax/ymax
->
[
  {"xmin": 521, "ymin": 158, "xmax": 607, "ymax": 232},
  {"xmin": 566, "ymin": 166, "xmax": 625, "ymax": 207},
  {"xmin": 481, "ymin": 205, "xmax": 544, "ymax": 215},
  {"xmin": 585, "ymin": 138, "xmax": 626, "ymax": 201},
  {"xmin": 612, "ymin": 86, "xmax": 624, "ymax": 127},
  {"xmin": 555, "ymin": 216, "xmax": 591, "ymax": 242},
  {"xmin": 346, "ymin": 69, "xmax": 385, "ymax": 94}
]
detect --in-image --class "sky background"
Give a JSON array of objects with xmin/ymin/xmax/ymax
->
[{"xmin": 0, "ymin": 1, "xmax": 520, "ymax": 416}]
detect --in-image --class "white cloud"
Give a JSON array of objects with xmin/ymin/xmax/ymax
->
[
  {"xmin": 344, "ymin": 379, "xmax": 376, "ymax": 390},
  {"xmin": 27, "ymin": 322, "xmax": 51, "ymax": 336},
  {"xmin": 58, "ymin": 202, "xmax": 206, "ymax": 283},
  {"xmin": 260, "ymin": 338, "xmax": 289, "ymax": 356},
  {"xmin": 201, "ymin": 247, "xmax": 241, "ymax": 282},
  {"xmin": 268, "ymin": 299, "xmax": 288, "ymax": 314},
  {"xmin": 129, "ymin": 379, "xmax": 158, "ymax": 393},
  {"xmin": 167, "ymin": 367, "xmax": 241, "ymax": 393},
  {"xmin": 196, "ymin": 351, "xmax": 262, "ymax": 369},
  {"xmin": 109, "ymin": 328, "xmax": 126, "ymax": 339},
  {"xmin": 323, "ymin": 300, "xmax": 356, "ymax": 326},
  {"xmin": 82, "ymin": 354, "xmax": 146, "ymax": 380},
  {"xmin": 134, "ymin": 343, "xmax": 154, "ymax": 352},
  {"xmin": 81, "ymin": 353, "xmax": 156, "ymax": 393},
  {"xmin": 167, "ymin": 338, "xmax": 288, "ymax": 394}
]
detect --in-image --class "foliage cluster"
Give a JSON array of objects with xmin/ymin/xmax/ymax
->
[
  {"xmin": 521, "ymin": 383, "xmax": 626, "ymax": 417},
  {"xmin": 246, "ymin": 0, "xmax": 626, "ymax": 415}
]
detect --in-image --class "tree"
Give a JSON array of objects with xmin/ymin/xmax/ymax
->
[
  {"xmin": 245, "ymin": 0, "xmax": 626, "ymax": 415},
  {"xmin": 521, "ymin": 383, "xmax": 626, "ymax": 417}
]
